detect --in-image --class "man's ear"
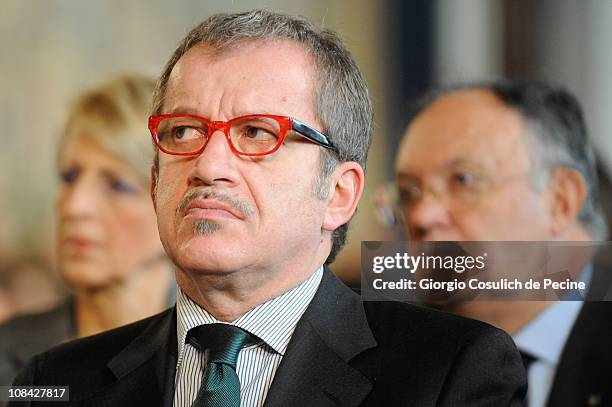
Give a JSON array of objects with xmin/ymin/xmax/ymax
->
[
  {"xmin": 151, "ymin": 166, "xmax": 158, "ymax": 211},
  {"xmin": 322, "ymin": 162, "xmax": 365, "ymax": 232},
  {"xmin": 548, "ymin": 167, "xmax": 586, "ymax": 235}
]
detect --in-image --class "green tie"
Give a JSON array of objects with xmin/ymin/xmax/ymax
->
[{"xmin": 187, "ymin": 324, "xmax": 252, "ymax": 407}]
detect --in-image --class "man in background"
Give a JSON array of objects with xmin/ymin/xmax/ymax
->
[{"xmin": 394, "ymin": 80, "xmax": 612, "ymax": 406}]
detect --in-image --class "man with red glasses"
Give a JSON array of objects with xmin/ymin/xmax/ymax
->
[{"xmin": 11, "ymin": 10, "xmax": 524, "ymax": 406}]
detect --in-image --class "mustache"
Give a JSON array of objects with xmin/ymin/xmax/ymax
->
[{"xmin": 176, "ymin": 188, "xmax": 255, "ymax": 219}]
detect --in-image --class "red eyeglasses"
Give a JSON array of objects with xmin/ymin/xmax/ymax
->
[{"xmin": 148, "ymin": 113, "xmax": 338, "ymax": 157}]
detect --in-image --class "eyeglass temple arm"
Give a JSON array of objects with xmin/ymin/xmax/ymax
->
[{"xmin": 291, "ymin": 118, "xmax": 339, "ymax": 153}]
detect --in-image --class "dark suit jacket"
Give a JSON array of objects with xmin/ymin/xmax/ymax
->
[
  {"xmin": 0, "ymin": 301, "xmax": 75, "ymax": 387},
  {"xmin": 546, "ymin": 261, "xmax": 612, "ymax": 407},
  {"xmin": 0, "ymin": 284, "xmax": 176, "ymax": 392},
  {"xmin": 10, "ymin": 268, "xmax": 526, "ymax": 406}
]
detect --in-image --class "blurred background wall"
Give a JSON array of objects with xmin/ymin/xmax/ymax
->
[{"xmin": 1, "ymin": 0, "xmax": 611, "ymax": 320}]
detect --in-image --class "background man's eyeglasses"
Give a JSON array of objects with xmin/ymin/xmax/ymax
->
[
  {"xmin": 149, "ymin": 113, "xmax": 338, "ymax": 157},
  {"xmin": 374, "ymin": 170, "xmax": 534, "ymax": 226}
]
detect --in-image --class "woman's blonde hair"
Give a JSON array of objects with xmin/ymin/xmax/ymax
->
[{"xmin": 59, "ymin": 74, "xmax": 155, "ymax": 181}]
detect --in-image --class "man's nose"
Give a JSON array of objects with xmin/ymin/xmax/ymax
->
[
  {"xmin": 404, "ymin": 191, "xmax": 451, "ymax": 240},
  {"xmin": 189, "ymin": 130, "xmax": 240, "ymax": 187}
]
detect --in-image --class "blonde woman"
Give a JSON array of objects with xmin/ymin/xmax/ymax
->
[{"xmin": 0, "ymin": 75, "xmax": 174, "ymax": 385}]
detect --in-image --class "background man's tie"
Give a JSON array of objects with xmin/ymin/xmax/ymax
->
[
  {"xmin": 519, "ymin": 350, "xmax": 536, "ymax": 372},
  {"xmin": 187, "ymin": 324, "xmax": 252, "ymax": 407}
]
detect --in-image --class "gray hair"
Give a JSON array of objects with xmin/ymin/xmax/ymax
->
[
  {"xmin": 152, "ymin": 9, "xmax": 373, "ymax": 263},
  {"xmin": 405, "ymin": 80, "xmax": 607, "ymax": 240}
]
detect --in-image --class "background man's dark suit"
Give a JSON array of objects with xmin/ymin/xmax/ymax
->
[
  {"xmin": 546, "ymin": 262, "xmax": 612, "ymax": 407},
  {"xmin": 10, "ymin": 268, "xmax": 526, "ymax": 406}
]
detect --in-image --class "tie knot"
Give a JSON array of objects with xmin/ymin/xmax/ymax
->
[
  {"xmin": 187, "ymin": 324, "xmax": 252, "ymax": 368},
  {"xmin": 520, "ymin": 350, "xmax": 536, "ymax": 371}
]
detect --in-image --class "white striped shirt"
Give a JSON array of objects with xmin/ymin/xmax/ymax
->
[{"xmin": 173, "ymin": 266, "xmax": 323, "ymax": 407}]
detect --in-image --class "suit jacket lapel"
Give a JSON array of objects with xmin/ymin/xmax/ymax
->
[
  {"xmin": 263, "ymin": 267, "xmax": 377, "ymax": 407},
  {"xmin": 99, "ymin": 308, "xmax": 178, "ymax": 407}
]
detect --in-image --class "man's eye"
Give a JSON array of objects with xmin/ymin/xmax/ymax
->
[
  {"xmin": 60, "ymin": 168, "xmax": 79, "ymax": 184},
  {"xmin": 173, "ymin": 126, "xmax": 202, "ymax": 141},
  {"xmin": 243, "ymin": 126, "xmax": 276, "ymax": 141},
  {"xmin": 451, "ymin": 172, "xmax": 475, "ymax": 186},
  {"xmin": 398, "ymin": 185, "xmax": 421, "ymax": 204}
]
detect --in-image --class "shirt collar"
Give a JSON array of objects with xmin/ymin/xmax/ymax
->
[
  {"xmin": 513, "ymin": 265, "xmax": 592, "ymax": 365},
  {"xmin": 176, "ymin": 266, "xmax": 323, "ymax": 361}
]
